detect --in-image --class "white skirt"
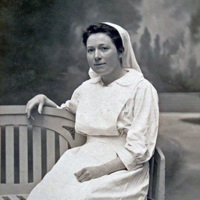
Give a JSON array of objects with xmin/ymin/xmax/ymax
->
[{"xmin": 27, "ymin": 135, "xmax": 149, "ymax": 200}]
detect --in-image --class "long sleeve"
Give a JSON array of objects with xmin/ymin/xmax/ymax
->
[
  {"xmin": 57, "ymin": 86, "xmax": 82, "ymax": 114},
  {"xmin": 117, "ymin": 80, "xmax": 159, "ymax": 171}
]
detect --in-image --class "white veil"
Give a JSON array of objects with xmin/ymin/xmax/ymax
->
[{"xmin": 88, "ymin": 22, "xmax": 142, "ymax": 78}]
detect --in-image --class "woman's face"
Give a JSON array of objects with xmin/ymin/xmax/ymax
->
[{"xmin": 86, "ymin": 33, "xmax": 122, "ymax": 77}]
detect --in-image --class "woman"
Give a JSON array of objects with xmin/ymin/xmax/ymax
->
[{"xmin": 26, "ymin": 22, "xmax": 159, "ymax": 200}]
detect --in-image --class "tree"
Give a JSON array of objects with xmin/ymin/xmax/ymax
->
[
  {"xmin": 139, "ymin": 27, "xmax": 153, "ymax": 75},
  {"xmin": 0, "ymin": 0, "xmax": 143, "ymax": 104},
  {"xmin": 190, "ymin": 7, "xmax": 200, "ymax": 43}
]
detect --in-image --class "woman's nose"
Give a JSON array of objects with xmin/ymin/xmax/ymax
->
[{"xmin": 94, "ymin": 50, "xmax": 102, "ymax": 61}]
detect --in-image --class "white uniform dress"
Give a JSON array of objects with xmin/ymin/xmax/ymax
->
[{"xmin": 27, "ymin": 69, "xmax": 159, "ymax": 200}]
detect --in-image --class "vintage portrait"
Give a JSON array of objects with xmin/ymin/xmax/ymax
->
[{"xmin": 0, "ymin": 0, "xmax": 200, "ymax": 199}]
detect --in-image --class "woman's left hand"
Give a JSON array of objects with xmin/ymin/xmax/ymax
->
[{"xmin": 74, "ymin": 165, "xmax": 107, "ymax": 182}]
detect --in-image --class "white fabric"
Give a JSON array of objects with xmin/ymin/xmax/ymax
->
[
  {"xmin": 75, "ymin": 70, "xmax": 144, "ymax": 137},
  {"xmin": 88, "ymin": 22, "xmax": 141, "ymax": 79},
  {"xmin": 27, "ymin": 70, "xmax": 159, "ymax": 200},
  {"xmin": 60, "ymin": 69, "xmax": 159, "ymax": 171}
]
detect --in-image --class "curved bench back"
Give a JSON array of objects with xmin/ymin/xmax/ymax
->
[{"xmin": 0, "ymin": 106, "xmax": 86, "ymax": 195}]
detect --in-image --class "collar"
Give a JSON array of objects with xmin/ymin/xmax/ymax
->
[{"xmin": 90, "ymin": 69, "xmax": 143, "ymax": 86}]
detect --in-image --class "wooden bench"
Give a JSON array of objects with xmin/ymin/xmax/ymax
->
[{"xmin": 0, "ymin": 106, "xmax": 165, "ymax": 200}]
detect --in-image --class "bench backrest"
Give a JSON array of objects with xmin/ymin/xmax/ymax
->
[{"xmin": 0, "ymin": 106, "xmax": 86, "ymax": 195}]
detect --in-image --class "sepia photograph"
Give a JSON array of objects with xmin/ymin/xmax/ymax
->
[{"xmin": 0, "ymin": 0, "xmax": 200, "ymax": 199}]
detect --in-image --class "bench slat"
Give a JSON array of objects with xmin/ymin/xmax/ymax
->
[
  {"xmin": 46, "ymin": 130, "xmax": 55, "ymax": 172},
  {"xmin": 32, "ymin": 127, "xmax": 42, "ymax": 182},
  {"xmin": 16, "ymin": 194, "xmax": 28, "ymax": 200},
  {"xmin": 6, "ymin": 126, "xmax": 14, "ymax": 183},
  {"xmin": 19, "ymin": 126, "xmax": 28, "ymax": 183},
  {"xmin": 59, "ymin": 135, "xmax": 68, "ymax": 157},
  {"xmin": 0, "ymin": 106, "xmax": 75, "ymax": 121},
  {"xmin": 1, "ymin": 195, "xmax": 18, "ymax": 200},
  {"xmin": 0, "ymin": 194, "xmax": 28, "ymax": 200},
  {"xmin": 0, "ymin": 127, "xmax": 1, "ymax": 180}
]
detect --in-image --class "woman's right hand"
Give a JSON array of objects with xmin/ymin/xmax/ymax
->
[{"xmin": 26, "ymin": 94, "xmax": 47, "ymax": 119}]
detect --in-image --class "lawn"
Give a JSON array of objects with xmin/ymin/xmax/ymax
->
[{"xmin": 158, "ymin": 112, "xmax": 200, "ymax": 200}]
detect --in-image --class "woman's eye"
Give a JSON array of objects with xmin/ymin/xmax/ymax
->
[
  {"xmin": 87, "ymin": 49, "xmax": 94, "ymax": 53},
  {"xmin": 101, "ymin": 47, "xmax": 109, "ymax": 52}
]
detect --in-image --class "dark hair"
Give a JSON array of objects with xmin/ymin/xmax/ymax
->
[{"xmin": 82, "ymin": 23, "xmax": 124, "ymax": 54}]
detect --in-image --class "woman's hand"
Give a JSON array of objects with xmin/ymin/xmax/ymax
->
[
  {"xmin": 74, "ymin": 165, "xmax": 107, "ymax": 183},
  {"xmin": 75, "ymin": 157, "xmax": 126, "ymax": 183},
  {"xmin": 26, "ymin": 94, "xmax": 47, "ymax": 119},
  {"xmin": 26, "ymin": 94, "xmax": 58, "ymax": 119}
]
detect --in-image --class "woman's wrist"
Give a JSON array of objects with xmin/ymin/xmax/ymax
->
[
  {"xmin": 100, "ymin": 164, "xmax": 109, "ymax": 176},
  {"xmin": 101, "ymin": 157, "xmax": 126, "ymax": 175},
  {"xmin": 44, "ymin": 96, "xmax": 58, "ymax": 108},
  {"xmin": 42, "ymin": 94, "xmax": 48, "ymax": 105},
  {"xmin": 35, "ymin": 94, "xmax": 47, "ymax": 102}
]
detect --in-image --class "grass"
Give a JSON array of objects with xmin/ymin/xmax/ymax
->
[{"xmin": 158, "ymin": 112, "xmax": 200, "ymax": 200}]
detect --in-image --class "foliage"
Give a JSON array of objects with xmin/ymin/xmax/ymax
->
[
  {"xmin": 137, "ymin": 27, "xmax": 200, "ymax": 92},
  {"xmin": 0, "ymin": 0, "xmax": 200, "ymax": 104}
]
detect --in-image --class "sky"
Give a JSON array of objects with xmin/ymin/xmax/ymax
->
[{"xmin": 139, "ymin": 0, "xmax": 191, "ymax": 42}]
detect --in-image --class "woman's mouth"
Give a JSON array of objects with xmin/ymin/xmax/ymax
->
[{"xmin": 94, "ymin": 63, "xmax": 106, "ymax": 66}]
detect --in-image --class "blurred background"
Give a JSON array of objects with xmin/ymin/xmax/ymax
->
[
  {"xmin": 1, "ymin": 0, "xmax": 200, "ymax": 104},
  {"xmin": 0, "ymin": 0, "xmax": 200, "ymax": 199}
]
